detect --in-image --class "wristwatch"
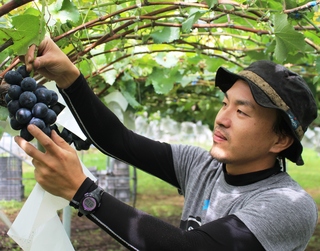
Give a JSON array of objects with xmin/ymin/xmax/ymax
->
[{"xmin": 78, "ymin": 187, "xmax": 104, "ymax": 216}]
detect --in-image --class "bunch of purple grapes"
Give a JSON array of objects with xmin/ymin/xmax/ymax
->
[
  {"xmin": 4, "ymin": 65, "xmax": 92, "ymax": 150},
  {"xmin": 4, "ymin": 65, "xmax": 61, "ymax": 142}
]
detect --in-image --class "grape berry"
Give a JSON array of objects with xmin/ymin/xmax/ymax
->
[
  {"xmin": 5, "ymin": 66, "xmax": 92, "ymax": 150},
  {"xmin": 4, "ymin": 70, "xmax": 23, "ymax": 85},
  {"xmin": 8, "ymin": 85, "xmax": 22, "ymax": 100},
  {"xmin": 18, "ymin": 91, "xmax": 37, "ymax": 109},
  {"xmin": 21, "ymin": 77, "xmax": 37, "ymax": 92}
]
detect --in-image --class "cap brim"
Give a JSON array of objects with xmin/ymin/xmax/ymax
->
[
  {"xmin": 216, "ymin": 66, "xmax": 278, "ymax": 109},
  {"xmin": 215, "ymin": 66, "xmax": 304, "ymax": 165}
]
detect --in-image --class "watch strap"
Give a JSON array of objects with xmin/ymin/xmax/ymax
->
[
  {"xmin": 70, "ymin": 199, "xmax": 80, "ymax": 209},
  {"xmin": 78, "ymin": 186, "xmax": 104, "ymax": 216},
  {"xmin": 69, "ymin": 178, "xmax": 99, "ymax": 216}
]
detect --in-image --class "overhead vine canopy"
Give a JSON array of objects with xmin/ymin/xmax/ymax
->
[{"xmin": 0, "ymin": 0, "xmax": 319, "ymax": 129}]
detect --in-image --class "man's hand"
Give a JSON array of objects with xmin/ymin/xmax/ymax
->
[
  {"xmin": 19, "ymin": 37, "xmax": 80, "ymax": 89},
  {"xmin": 14, "ymin": 125, "xmax": 87, "ymax": 201}
]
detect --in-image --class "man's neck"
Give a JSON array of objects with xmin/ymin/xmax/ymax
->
[
  {"xmin": 223, "ymin": 161, "xmax": 282, "ymax": 186},
  {"xmin": 225, "ymin": 156, "xmax": 278, "ymax": 175}
]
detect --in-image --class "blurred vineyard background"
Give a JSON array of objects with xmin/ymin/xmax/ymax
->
[{"xmin": 0, "ymin": 0, "xmax": 320, "ymax": 250}]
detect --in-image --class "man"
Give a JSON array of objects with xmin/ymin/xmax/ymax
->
[{"xmin": 16, "ymin": 37, "xmax": 318, "ymax": 250}]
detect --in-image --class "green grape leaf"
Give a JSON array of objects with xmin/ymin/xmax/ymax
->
[
  {"xmin": 24, "ymin": 7, "xmax": 42, "ymax": 16},
  {"xmin": 120, "ymin": 79, "xmax": 141, "ymax": 109},
  {"xmin": 273, "ymin": 14, "xmax": 305, "ymax": 62},
  {"xmin": 246, "ymin": 51, "xmax": 269, "ymax": 61},
  {"xmin": 100, "ymin": 69, "xmax": 117, "ymax": 85},
  {"xmin": 0, "ymin": 14, "xmax": 45, "ymax": 55},
  {"xmin": 204, "ymin": 0, "xmax": 218, "ymax": 8},
  {"xmin": 182, "ymin": 9, "xmax": 207, "ymax": 33},
  {"xmin": 187, "ymin": 55, "xmax": 202, "ymax": 65},
  {"xmin": 121, "ymin": 89, "xmax": 141, "ymax": 109},
  {"xmin": 49, "ymin": 0, "xmax": 80, "ymax": 24},
  {"xmin": 150, "ymin": 27, "xmax": 180, "ymax": 43},
  {"xmin": 147, "ymin": 67, "xmax": 182, "ymax": 94},
  {"xmin": 0, "ymin": 47, "xmax": 10, "ymax": 61},
  {"xmin": 180, "ymin": 75, "xmax": 197, "ymax": 87},
  {"xmin": 78, "ymin": 59, "xmax": 93, "ymax": 77},
  {"xmin": 155, "ymin": 52, "xmax": 180, "ymax": 68},
  {"xmin": 204, "ymin": 57, "xmax": 225, "ymax": 74}
]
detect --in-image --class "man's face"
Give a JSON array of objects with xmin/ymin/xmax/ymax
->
[{"xmin": 210, "ymin": 80, "xmax": 279, "ymax": 174}]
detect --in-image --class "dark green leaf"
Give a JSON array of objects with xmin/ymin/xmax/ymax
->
[{"xmin": 120, "ymin": 84, "xmax": 141, "ymax": 109}]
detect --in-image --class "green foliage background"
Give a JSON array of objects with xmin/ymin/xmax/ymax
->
[{"xmin": 0, "ymin": 0, "xmax": 319, "ymax": 130}]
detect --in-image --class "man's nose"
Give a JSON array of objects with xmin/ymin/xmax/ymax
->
[{"xmin": 215, "ymin": 107, "xmax": 231, "ymax": 128}]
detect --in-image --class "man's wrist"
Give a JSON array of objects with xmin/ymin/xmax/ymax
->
[
  {"xmin": 69, "ymin": 177, "xmax": 97, "ymax": 208},
  {"xmin": 57, "ymin": 66, "xmax": 80, "ymax": 89},
  {"xmin": 78, "ymin": 187, "xmax": 104, "ymax": 216},
  {"xmin": 69, "ymin": 179, "xmax": 104, "ymax": 217}
]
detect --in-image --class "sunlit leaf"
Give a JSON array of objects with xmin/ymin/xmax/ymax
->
[
  {"xmin": 180, "ymin": 75, "xmax": 197, "ymax": 87},
  {"xmin": 48, "ymin": 0, "xmax": 80, "ymax": 24},
  {"xmin": 273, "ymin": 14, "xmax": 305, "ymax": 62},
  {"xmin": 182, "ymin": 9, "xmax": 207, "ymax": 33},
  {"xmin": 155, "ymin": 52, "xmax": 180, "ymax": 68},
  {"xmin": 204, "ymin": 57, "xmax": 225, "ymax": 74},
  {"xmin": 77, "ymin": 59, "xmax": 93, "ymax": 77},
  {"xmin": 0, "ymin": 0, "xmax": 319, "ymax": 132},
  {"xmin": 0, "ymin": 14, "xmax": 45, "ymax": 55}
]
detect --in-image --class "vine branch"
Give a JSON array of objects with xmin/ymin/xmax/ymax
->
[{"xmin": 0, "ymin": 0, "xmax": 33, "ymax": 17}]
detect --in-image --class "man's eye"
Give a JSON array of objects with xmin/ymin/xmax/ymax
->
[{"xmin": 237, "ymin": 110, "xmax": 247, "ymax": 116}]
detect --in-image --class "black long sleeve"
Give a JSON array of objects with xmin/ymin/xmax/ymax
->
[
  {"xmin": 62, "ymin": 74, "xmax": 264, "ymax": 251},
  {"xmin": 59, "ymin": 74, "xmax": 179, "ymax": 187},
  {"xmin": 73, "ymin": 178, "xmax": 264, "ymax": 251}
]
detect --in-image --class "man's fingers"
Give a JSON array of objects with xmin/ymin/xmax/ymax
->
[
  {"xmin": 21, "ymin": 38, "xmax": 48, "ymax": 72},
  {"xmin": 51, "ymin": 129, "xmax": 72, "ymax": 149},
  {"xmin": 14, "ymin": 134, "xmax": 44, "ymax": 160},
  {"xmin": 24, "ymin": 124, "xmax": 60, "ymax": 154},
  {"xmin": 24, "ymin": 44, "xmax": 37, "ymax": 72},
  {"xmin": 15, "ymin": 125, "xmax": 72, "ymax": 159}
]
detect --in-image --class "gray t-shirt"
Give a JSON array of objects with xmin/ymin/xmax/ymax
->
[{"xmin": 172, "ymin": 144, "xmax": 318, "ymax": 251}]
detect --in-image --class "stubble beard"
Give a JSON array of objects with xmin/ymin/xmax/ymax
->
[{"xmin": 210, "ymin": 144, "xmax": 231, "ymax": 164}]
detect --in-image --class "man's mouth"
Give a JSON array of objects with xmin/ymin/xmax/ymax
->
[{"xmin": 213, "ymin": 130, "xmax": 227, "ymax": 143}]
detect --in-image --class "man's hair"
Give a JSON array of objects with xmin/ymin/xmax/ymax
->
[{"xmin": 273, "ymin": 110, "xmax": 295, "ymax": 157}]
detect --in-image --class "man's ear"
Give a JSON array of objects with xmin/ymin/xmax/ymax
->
[{"xmin": 270, "ymin": 135, "xmax": 294, "ymax": 154}]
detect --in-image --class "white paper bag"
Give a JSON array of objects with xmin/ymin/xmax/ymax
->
[
  {"xmin": 8, "ymin": 81, "xmax": 96, "ymax": 250},
  {"xmin": 8, "ymin": 157, "xmax": 96, "ymax": 251}
]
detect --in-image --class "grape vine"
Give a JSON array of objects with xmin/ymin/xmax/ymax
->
[{"xmin": 0, "ymin": 0, "xmax": 319, "ymax": 130}]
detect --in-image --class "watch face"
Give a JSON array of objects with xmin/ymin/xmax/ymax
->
[{"xmin": 83, "ymin": 197, "xmax": 97, "ymax": 211}]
